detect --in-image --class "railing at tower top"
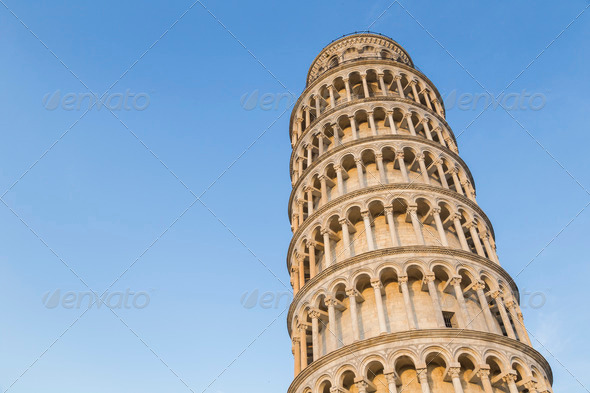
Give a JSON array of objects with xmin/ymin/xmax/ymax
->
[{"xmin": 327, "ymin": 31, "xmax": 396, "ymax": 44}]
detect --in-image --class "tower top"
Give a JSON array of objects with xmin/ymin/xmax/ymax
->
[{"xmin": 306, "ymin": 32, "xmax": 414, "ymax": 86}]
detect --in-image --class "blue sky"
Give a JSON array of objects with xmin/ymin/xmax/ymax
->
[{"xmin": 0, "ymin": 1, "xmax": 589, "ymax": 392}]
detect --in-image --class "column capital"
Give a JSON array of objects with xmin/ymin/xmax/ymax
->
[
  {"xmin": 505, "ymin": 299, "xmax": 516, "ymax": 309},
  {"xmin": 425, "ymin": 273, "xmax": 436, "ymax": 282},
  {"xmin": 292, "ymin": 336, "xmax": 300, "ymax": 344},
  {"xmin": 354, "ymin": 380, "xmax": 368, "ymax": 393},
  {"xmin": 361, "ymin": 210, "xmax": 371, "ymax": 219},
  {"xmin": 415, "ymin": 152, "xmax": 425, "ymax": 161},
  {"xmin": 398, "ymin": 275, "xmax": 409, "ymax": 284},
  {"xmin": 450, "ymin": 275, "xmax": 462, "ymax": 286},
  {"xmin": 503, "ymin": 372, "xmax": 518, "ymax": 383},
  {"xmin": 395, "ymin": 151, "xmax": 405, "ymax": 160},
  {"xmin": 309, "ymin": 309, "xmax": 321, "ymax": 319},
  {"xmin": 377, "ymin": 72, "xmax": 385, "ymax": 78},
  {"xmin": 321, "ymin": 228, "xmax": 331, "ymax": 236},
  {"xmin": 385, "ymin": 109, "xmax": 394, "ymax": 115},
  {"xmin": 345, "ymin": 288, "xmax": 358, "ymax": 297},
  {"xmin": 403, "ymin": 112, "xmax": 413, "ymax": 119},
  {"xmin": 333, "ymin": 164, "xmax": 342, "ymax": 171},
  {"xmin": 490, "ymin": 290, "xmax": 503, "ymax": 299},
  {"xmin": 354, "ymin": 157, "xmax": 363, "ymax": 165},
  {"xmin": 325, "ymin": 297, "xmax": 338, "ymax": 307},
  {"xmin": 452, "ymin": 212, "xmax": 463, "ymax": 221},
  {"xmin": 406, "ymin": 205, "xmax": 418, "ymax": 214},
  {"xmin": 384, "ymin": 372, "xmax": 398, "ymax": 384},
  {"xmin": 472, "ymin": 280, "xmax": 486, "ymax": 291},
  {"xmin": 305, "ymin": 239, "xmax": 317, "ymax": 249},
  {"xmin": 416, "ymin": 368, "xmax": 428, "ymax": 382},
  {"xmin": 384, "ymin": 205, "xmax": 394, "ymax": 215},
  {"xmin": 448, "ymin": 367, "xmax": 461, "ymax": 379},
  {"xmin": 375, "ymin": 152, "xmax": 383, "ymax": 160},
  {"xmin": 370, "ymin": 279, "xmax": 382, "ymax": 289},
  {"xmin": 393, "ymin": 74, "xmax": 402, "ymax": 81},
  {"xmin": 476, "ymin": 366, "xmax": 490, "ymax": 379},
  {"xmin": 431, "ymin": 207, "xmax": 441, "ymax": 215},
  {"xmin": 524, "ymin": 380, "xmax": 539, "ymax": 391}
]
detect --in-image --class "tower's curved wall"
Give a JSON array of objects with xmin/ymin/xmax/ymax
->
[{"xmin": 287, "ymin": 33, "xmax": 553, "ymax": 393}]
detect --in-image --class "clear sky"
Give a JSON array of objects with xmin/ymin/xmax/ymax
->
[{"xmin": 0, "ymin": 1, "xmax": 589, "ymax": 392}]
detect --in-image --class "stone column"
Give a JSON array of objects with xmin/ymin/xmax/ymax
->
[
  {"xmin": 305, "ymin": 186, "xmax": 314, "ymax": 216},
  {"xmin": 375, "ymin": 153, "xmax": 387, "ymax": 184},
  {"xmin": 425, "ymin": 273, "xmax": 445, "ymax": 327},
  {"xmin": 355, "ymin": 158, "xmax": 365, "ymax": 188},
  {"xmin": 452, "ymin": 213, "xmax": 470, "ymax": 251},
  {"xmin": 328, "ymin": 85, "xmax": 336, "ymax": 108},
  {"xmin": 291, "ymin": 266, "xmax": 300, "ymax": 294},
  {"xmin": 398, "ymin": 276, "xmax": 416, "ymax": 329},
  {"xmin": 432, "ymin": 207, "xmax": 449, "ymax": 246},
  {"xmin": 435, "ymin": 160, "xmax": 449, "ymax": 188},
  {"xmin": 451, "ymin": 276, "xmax": 470, "ymax": 328},
  {"xmin": 395, "ymin": 75, "xmax": 405, "ymax": 98},
  {"xmin": 482, "ymin": 232, "xmax": 499, "ymax": 263},
  {"xmin": 292, "ymin": 337, "xmax": 301, "ymax": 375},
  {"xmin": 503, "ymin": 372, "xmax": 519, "ymax": 393},
  {"xmin": 450, "ymin": 167, "xmax": 464, "ymax": 195},
  {"xmin": 449, "ymin": 367, "xmax": 465, "ymax": 393},
  {"xmin": 322, "ymin": 229, "xmax": 332, "ymax": 267},
  {"xmin": 361, "ymin": 210, "xmax": 376, "ymax": 251},
  {"xmin": 314, "ymin": 94, "xmax": 321, "ymax": 118},
  {"xmin": 306, "ymin": 240, "xmax": 316, "ymax": 278},
  {"xmin": 299, "ymin": 325, "xmax": 308, "ymax": 370},
  {"xmin": 417, "ymin": 368, "xmax": 431, "ymax": 393},
  {"xmin": 434, "ymin": 127, "xmax": 447, "ymax": 147},
  {"xmin": 298, "ymin": 255, "xmax": 305, "ymax": 289},
  {"xmin": 297, "ymin": 199, "xmax": 305, "ymax": 225},
  {"xmin": 473, "ymin": 281, "xmax": 496, "ymax": 333},
  {"xmin": 361, "ymin": 73, "xmax": 370, "ymax": 98},
  {"xmin": 368, "ymin": 111, "xmax": 377, "ymax": 135},
  {"xmin": 344, "ymin": 78, "xmax": 352, "ymax": 102},
  {"xmin": 333, "ymin": 165, "xmax": 345, "ymax": 196},
  {"xmin": 346, "ymin": 288, "xmax": 361, "ymax": 340},
  {"xmin": 333, "ymin": 123, "xmax": 341, "ymax": 145},
  {"xmin": 396, "ymin": 152, "xmax": 410, "ymax": 182},
  {"xmin": 306, "ymin": 144, "xmax": 313, "ymax": 166},
  {"xmin": 506, "ymin": 300, "xmax": 529, "ymax": 344},
  {"xmin": 384, "ymin": 206, "xmax": 399, "ymax": 247},
  {"xmin": 467, "ymin": 222, "xmax": 486, "ymax": 257},
  {"xmin": 423, "ymin": 88, "xmax": 433, "ymax": 109},
  {"xmin": 319, "ymin": 175, "xmax": 328, "ymax": 204},
  {"xmin": 408, "ymin": 205, "xmax": 425, "ymax": 245},
  {"xmin": 318, "ymin": 133, "xmax": 324, "ymax": 154},
  {"xmin": 297, "ymin": 156, "xmax": 304, "ymax": 177},
  {"xmin": 477, "ymin": 368, "xmax": 494, "ymax": 393},
  {"xmin": 422, "ymin": 118, "xmax": 433, "ymax": 140},
  {"xmin": 416, "ymin": 153, "xmax": 430, "ymax": 184},
  {"xmin": 378, "ymin": 73, "xmax": 387, "ymax": 95},
  {"xmin": 385, "ymin": 372, "xmax": 399, "ymax": 393},
  {"xmin": 310, "ymin": 309, "xmax": 320, "ymax": 361},
  {"xmin": 516, "ymin": 304, "xmax": 532, "ymax": 345},
  {"xmin": 349, "ymin": 115, "xmax": 358, "ymax": 139},
  {"xmin": 405, "ymin": 113, "xmax": 417, "ymax": 136},
  {"xmin": 492, "ymin": 291, "xmax": 516, "ymax": 339},
  {"xmin": 305, "ymin": 106, "xmax": 310, "ymax": 126},
  {"xmin": 371, "ymin": 279, "xmax": 388, "ymax": 334},
  {"xmin": 325, "ymin": 297, "xmax": 339, "ymax": 351},
  {"xmin": 387, "ymin": 110, "xmax": 397, "ymax": 134},
  {"xmin": 339, "ymin": 218, "xmax": 352, "ymax": 259},
  {"xmin": 410, "ymin": 79, "xmax": 420, "ymax": 103}
]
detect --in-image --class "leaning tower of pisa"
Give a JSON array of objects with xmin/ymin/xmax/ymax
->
[{"xmin": 286, "ymin": 33, "xmax": 553, "ymax": 393}]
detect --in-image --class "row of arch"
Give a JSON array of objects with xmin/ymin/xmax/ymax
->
[
  {"xmin": 291, "ymin": 102, "xmax": 456, "ymax": 177},
  {"xmin": 289, "ymin": 194, "xmax": 497, "ymax": 285},
  {"xmin": 291, "ymin": 144, "xmax": 476, "ymax": 230},
  {"xmin": 295, "ymin": 346, "xmax": 551, "ymax": 393},
  {"xmin": 308, "ymin": 38, "xmax": 413, "ymax": 84},
  {"xmin": 293, "ymin": 66, "xmax": 445, "ymax": 144},
  {"xmin": 291, "ymin": 259, "xmax": 530, "ymax": 375}
]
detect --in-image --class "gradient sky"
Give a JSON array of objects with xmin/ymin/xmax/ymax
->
[{"xmin": 0, "ymin": 1, "xmax": 589, "ymax": 392}]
